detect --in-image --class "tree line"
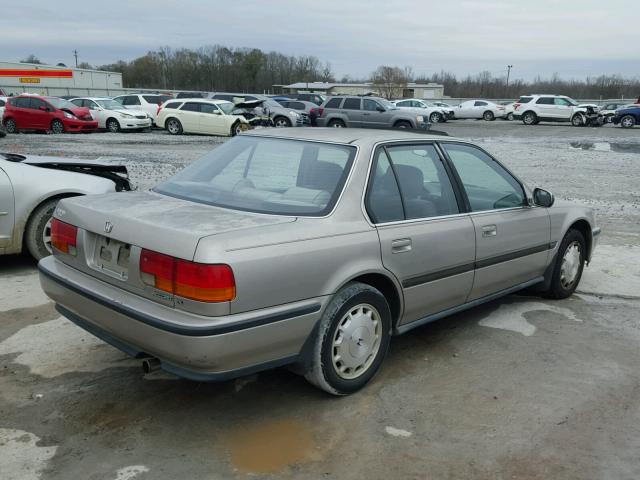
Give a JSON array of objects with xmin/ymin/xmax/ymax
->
[{"xmin": 20, "ymin": 51, "xmax": 640, "ymax": 99}]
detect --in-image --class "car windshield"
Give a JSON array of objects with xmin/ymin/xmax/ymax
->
[
  {"xmin": 46, "ymin": 97, "xmax": 77, "ymax": 109},
  {"xmin": 217, "ymin": 102, "xmax": 235, "ymax": 114},
  {"xmin": 565, "ymin": 98, "xmax": 579, "ymax": 106},
  {"xmin": 155, "ymin": 136, "xmax": 356, "ymax": 216},
  {"xmin": 263, "ymin": 98, "xmax": 282, "ymax": 108},
  {"xmin": 95, "ymin": 99, "xmax": 126, "ymax": 110}
]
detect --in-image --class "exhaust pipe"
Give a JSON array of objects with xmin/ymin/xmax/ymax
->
[{"xmin": 142, "ymin": 357, "xmax": 161, "ymax": 374}]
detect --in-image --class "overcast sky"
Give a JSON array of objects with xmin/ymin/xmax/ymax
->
[{"xmin": 1, "ymin": 0, "xmax": 637, "ymax": 81}]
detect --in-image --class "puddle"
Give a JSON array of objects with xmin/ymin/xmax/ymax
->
[
  {"xmin": 222, "ymin": 419, "xmax": 317, "ymax": 474},
  {"xmin": 478, "ymin": 301, "xmax": 580, "ymax": 336},
  {"xmin": 0, "ymin": 428, "xmax": 58, "ymax": 480},
  {"xmin": 569, "ymin": 141, "xmax": 640, "ymax": 154}
]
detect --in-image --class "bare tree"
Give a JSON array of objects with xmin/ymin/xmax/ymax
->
[
  {"xmin": 21, "ymin": 54, "xmax": 42, "ymax": 64},
  {"xmin": 371, "ymin": 66, "xmax": 409, "ymax": 99}
]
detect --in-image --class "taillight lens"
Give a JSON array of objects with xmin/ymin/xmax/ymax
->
[
  {"xmin": 156, "ymin": 105, "xmax": 162, "ymax": 115},
  {"xmin": 317, "ymin": 107, "xmax": 324, "ymax": 117},
  {"xmin": 514, "ymin": 103, "xmax": 521, "ymax": 110},
  {"xmin": 51, "ymin": 218, "xmax": 78, "ymax": 255},
  {"xmin": 140, "ymin": 249, "xmax": 236, "ymax": 303}
]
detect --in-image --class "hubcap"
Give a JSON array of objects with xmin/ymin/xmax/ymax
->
[
  {"xmin": 168, "ymin": 121, "xmax": 178, "ymax": 133},
  {"xmin": 525, "ymin": 114, "xmax": 534, "ymax": 124},
  {"xmin": 560, "ymin": 241, "xmax": 582, "ymax": 289},
  {"xmin": 431, "ymin": 113, "xmax": 441, "ymax": 123},
  {"xmin": 332, "ymin": 304, "xmax": 381, "ymax": 380},
  {"xmin": 275, "ymin": 118, "xmax": 288, "ymax": 127},
  {"xmin": 108, "ymin": 121, "xmax": 118, "ymax": 132},
  {"xmin": 622, "ymin": 117, "xmax": 633, "ymax": 127},
  {"xmin": 42, "ymin": 217, "xmax": 53, "ymax": 254},
  {"xmin": 331, "ymin": 122, "xmax": 343, "ymax": 128},
  {"xmin": 52, "ymin": 122, "xmax": 63, "ymax": 133}
]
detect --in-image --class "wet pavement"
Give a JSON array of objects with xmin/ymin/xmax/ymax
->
[{"xmin": 1, "ymin": 122, "xmax": 640, "ymax": 479}]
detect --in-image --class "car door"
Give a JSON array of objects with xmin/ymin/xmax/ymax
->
[
  {"xmin": 341, "ymin": 97, "xmax": 363, "ymax": 127},
  {"xmin": 177, "ymin": 101, "xmax": 201, "ymax": 132},
  {"xmin": 534, "ymin": 97, "xmax": 556, "ymax": 119},
  {"xmin": 0, "ymin": 163, "xmax": 15, "ymax": 248},
  {"xmin": 28, "ymin": 98, "xmax": 51, "ymax": 130},
  {"xmin": 367, "ymin": 143, "xmax": 475, "ymax": 325},
  {"xmin": 441, "ymin": 142, "xmax": 551, "ymax": 301},
  {"xmin": 362, "ymin": 98, "xmax": 388, "ymax": 128},
  {"xmin": 456, "ymin": 101, "xmax": 473, "ymax": 118},
  {"xmin": 472, "ymin": 101, "xmax": 489, "ymax": 118},
  {"xmin": 553, "ymin": 97, "xmax": 573, "ymax": 120},
  {"xmin": 198, "ymin": 103, "xmax": 228, "ymax": 135}
]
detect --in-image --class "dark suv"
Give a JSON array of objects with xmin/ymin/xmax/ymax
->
[{"xmin": 316, "ymin": 96, "xmax": 430, "ymax": 130}]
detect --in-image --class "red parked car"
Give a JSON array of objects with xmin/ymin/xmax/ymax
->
[{"xmin": 3, "ymin": 95, "xmax": 98, "ymax": 134}]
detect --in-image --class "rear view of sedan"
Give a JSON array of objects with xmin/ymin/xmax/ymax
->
[
  {"xmin": 3, "ymin": 96, "xmax": 98, "ymax": 134},
  {"xmin": 40, "ymin": 129, "xmax": 598, "ymax": 395},
  {"xmin": 71, "ymin": 97, "xmax": 151, "ymax": 132}
]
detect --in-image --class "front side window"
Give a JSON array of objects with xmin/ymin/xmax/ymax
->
[
  {"xmin": 363, "ymin": 99, "xmax": 381, "ymax": 111},
  {"xmin": 443, "ymin": 143, "xmax": 525, "ymax": 211},
  {"xmin": 200, "ymin": 103, "xmax": 220, "ymax": 114},
  {"xmin": 29, "ymin": 98, "xmax": 46, "ymax": 110},
  {"xmin": 396, "ymin": 100, "xmax": 410, "ymax": 107},
  {"xmin": 155, "ymin": 137, "xmax": 356, "ymax": 216},
  {"xmin": 554, "ymin": 98, "xmax": 571, "ymax": 106}
]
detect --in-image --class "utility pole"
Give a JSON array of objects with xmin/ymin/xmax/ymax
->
[
  {"xmin": 506, "ymin": 65, "xmax": 513, "ymax": 97},
  {"xmin": 73, "ymin": 50, "xmax": 78, "ymax": 68}
]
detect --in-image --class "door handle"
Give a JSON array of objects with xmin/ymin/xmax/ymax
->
[
  {"xmin": 391, "ymin": 238, "xmax": 412, "ymax": 253},
  {"xmin": 482, "ymin": 225, "xmax": 497, "ymax": 237}
]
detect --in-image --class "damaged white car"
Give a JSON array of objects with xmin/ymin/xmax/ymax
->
[{"xmin": 0, "ymin": 153, "xmax": 131, "ymax": 259}]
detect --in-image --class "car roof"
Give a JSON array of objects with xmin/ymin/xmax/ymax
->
[
  {"xmin": 243, "ymin": 127, "xmax": 452, "ymax": 147},
  {"xmin": 166, "ymin": 98, "xmax": 231, "ymax": 105}
]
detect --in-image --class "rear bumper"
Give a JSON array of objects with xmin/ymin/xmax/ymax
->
[{"xmin": 38, "ymin": 256, "xmax": 324, "ymax": 381}]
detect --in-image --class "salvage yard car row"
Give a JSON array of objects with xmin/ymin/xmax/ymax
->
[{"xmin": 2, "ymin": 91, "xmax": 639, "ymax": 136}]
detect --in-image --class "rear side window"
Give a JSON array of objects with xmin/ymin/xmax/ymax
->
[
  {"xmin": 163, "ymin": 102, "xmax": 181, "ymax": 109},
  {"xmin": 342, "ymin": 98, "xmax": 361, "ymax": 110},
  {"xmin": 536, "ymin": 97, "xmax": 554, "ymax": 105},
  {"xmin": 474, "ymin": 101, "xmax": 488, "ymax": 106},
  {"xmin": 123, "ymin": 96, "xmax": 141, "ymax": 106},
  {"xmin": 518, "ymin": 96, "xmax": 533, "ymax": 103},
  {"xmin": 180, "ymin": 102, "xmax": 200, "ymax": 112},
  {"xmin": 11, "ymin": 98, "xmax": 31, "ymax": 108},
  {"xmin": 325, "ymin": 98, "xmax": 342, "ymax": 108},
  {"xmin": 288, "ymin": 101, "xmax": 305, "ymax": 110},
  {"xmin": 0, "ymin": 100, "xmax": 4, "ymax": 107}
]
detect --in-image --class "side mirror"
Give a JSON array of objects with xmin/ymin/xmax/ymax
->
[
  {"xmin": 376, "ymin": 106, "xmax": 385, "ymax": 112},
  {"xmin": 533, "ymin": 188, "xmax": 554, "ymax": 207},
  {"xmin": 39, "ymin": 106, "xmax": 48, "ymax": 111}
]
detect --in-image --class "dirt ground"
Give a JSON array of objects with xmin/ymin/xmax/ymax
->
[{"xmin": 1, "ymin": 121, "xmax": 639, "ymax": 480}]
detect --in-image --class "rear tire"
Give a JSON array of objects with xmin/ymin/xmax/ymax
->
[
  {"xmin": 620, "ymin": 115, "xmax": 636, "ymax": 129},
  {"xmin": 106, "ymin": 118, "xmax": 121, "ymax": 133},
  {"xmin": 304, "ymin": 282, "xmax": 391, "ymax": 395},
  {"xmin": 522, "ymin": 111, "xmax": 537, "ymax": 125},
  {"xmin": 4, "ymin": 118, "xmax": 17, "ymax": 133},
  {"xmin": 542, "ymin": 229, "xmax": 586, "ymax": 300},
  {"xmin": 25, "ymin": 198, "xmax": 62, "ymax": 260},
  {"xmin": 483, "ymin": 111, "xmax": 495, "ymax": 121},
  {"xmin": 51, "ymin": 119, "xmax": 65, "ymax": 134},
  {"xmin": 328, "ymin": 119, "xmax": 345, "ymax": 128},
  {"xmin": 166, "ymin": 118, "xmax": 183, "ymax": 135}
]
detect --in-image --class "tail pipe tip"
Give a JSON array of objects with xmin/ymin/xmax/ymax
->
[{"xmin": 142, "ymin": 357, "xmax": 161, "ymax": 374}]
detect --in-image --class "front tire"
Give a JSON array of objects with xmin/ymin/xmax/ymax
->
[
  {"xmin": 483, "ymin": 111, "xmax": 495, "ymax": 121},
  {"xmin": 620, "ymin": 115, "xmax": 636, "ymax": 129},
  {"xmin": 429, "ymin": 112, "xmax": 443, "ymax": 123},
  {"xmin": 543, "ymin": 229, "xmax": 586, "ymax": 299},
  {"xmin": 394, "ymin": 120, "xmax": 411, "ymax": 129},
  {"xmin": 304, "ymin": 283, "xmax": 391, "ymax": 395},
  {"xmin": 25, "ymin": 198, "xmax": 62, "ymax": 260},
  {"xmin": 507, "ymin": 113, "xmax": 514, "ymax": 121},
  {"xmin": 166, "ymin": 118, "xmax": 183, "ymax": 135},
  {"xmin": 522, "ymin": 111, "xmax": 538, "ymax": 125},
  {"xmin": 4, "ymin": 118, "xmax": 17, "ymax": 133},
  {"xmin": 51, "ymin": 119, "xmax": 65, "ymax": 134},
  {"xmin": 274, "ymin": 116, "xmax": 291, "ymax": 128},
  {"xmin": 106, "ymin": 118, "xmax": 121, "ymax": 133},
  {"xmin": 571, "ymin": 114, "xmax": 585, "ymax": 127}
]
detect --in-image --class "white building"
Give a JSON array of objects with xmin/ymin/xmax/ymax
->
[{"xmin": 279, "ymin": 81, "xmax": 445, "ymax": 99}]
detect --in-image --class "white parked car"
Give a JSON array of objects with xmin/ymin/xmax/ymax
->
[
  {"xmin": 454, "ymin": 100, "xmax": 506, "ymax": 120},
  {"xmin": 70, "ymin": 97, "xmax": 151, "ymax": 132},
  {"xmin": 112, "ymin": 94, "xmax": 173, "ymax": 124},
  {"xmin": 512, "ymin": 95, "xmax": 600, "ymax": 126},
  {"xmin": 0, "ymin": 96, "xmax": 7, "ymax": 119},
  {"xmin": 392, "ymin": 99, "xmax": 449, "ymax": 123},
  {"xmin": 156, "ymin": 99, "xmax": 250, "ymax": 136}
]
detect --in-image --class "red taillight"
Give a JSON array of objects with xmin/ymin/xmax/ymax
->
[
  {"xmin": 317, "ymin": 107, "xmax": 324, "ymax": 117},
  {"xmin": 514, "ymin": 103, "xmax": 521, "ymax": 110},
  {"xmin": 51, "ymin": 218, "xmax": 78, "ymax": 255},
  {"xmin": 140, "ymin": 249, "xmax": 236, "ymax": 303},
  {"xmin": 156, "ymin": 105, "xmax": 162, "ymax": 115}
]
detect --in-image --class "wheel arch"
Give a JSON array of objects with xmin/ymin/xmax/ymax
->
[
  {"xmin": 567, "ymin": 219, "xmax": 593, "ymax": 263},
  {"xmin": 393, "ymin": 119, "xmax": 414, "ymax": 128},
  {"xmin": 18, "ymin": 192, "xmax": 84, "ymax": 253}
]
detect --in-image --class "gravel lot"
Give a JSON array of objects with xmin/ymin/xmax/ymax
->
[{"xmin": 1, "ymin": 122, "xmax": 640, "ymax": 480}]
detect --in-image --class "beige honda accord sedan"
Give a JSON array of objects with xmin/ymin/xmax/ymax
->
[{"xmin": 39, "ymin": 128, "xmax": 599, "ymax": 395}]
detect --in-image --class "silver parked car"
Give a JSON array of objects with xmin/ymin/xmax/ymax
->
[
  {"xmin": 317, "ymin": 96, "xmax": 430, "ymax": 129},
  {"xmin": 39, "ymin": 129, "xmax": 599, "ymax": 395},
  {"xmin": 0, "ymin": 153, "xmax": 131, "ymax": 259}
]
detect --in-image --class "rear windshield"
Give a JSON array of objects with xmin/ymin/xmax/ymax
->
[
  {"xmin": 143, "ymin": 95, "xmax": 173, "ymax": 105},
  {"xmin": 518, "ymin": 97, "xmax": 533, "ymax": 103},
  {"xmin": 155, "ymin": 136, "xmax": 356, "ymax": 216}
]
